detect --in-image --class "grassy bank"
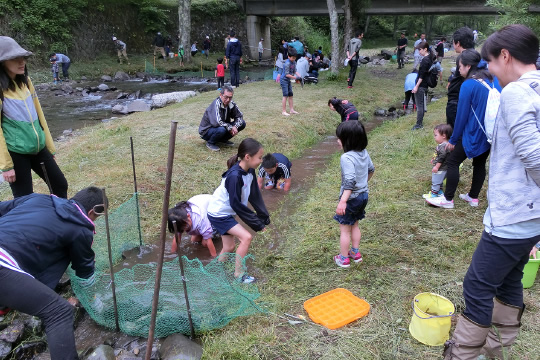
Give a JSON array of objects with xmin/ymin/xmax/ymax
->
[{"xmin": 3, "ymin": 58, "xmax": 537, "ymax": 359}]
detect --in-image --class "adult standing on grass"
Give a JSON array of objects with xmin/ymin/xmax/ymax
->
[
  {"xmin": 203, "ymin": 36, "xmax": 211, "ymax": 59},
  {"xmin": 426, "ymin": 50, "xmax": 498, "ymax": 209},
  {"xmin": 152, "ymin": 31, "xmax": 166, "ymax": 61},
  {"xmin": 411, "ymin": 41, "xmax": 434, "ymax": 130},
  {"xmin": 413, "ymin": 33, "xmax": 426, "ymax": 70},
  {"xmin": 258, "ymin": 38, "xmax": 264, "ymax": 62},
  {"xmin": 346, "ymin": 31, "xmax": 363, "ymax": 89},
  {"xmin": 396, "ymin": 32, "xmax": 408, "ymax": 69},
  {"xmin": 198, "ymin": 85, "xmax": 246, "ymax": 152},
  {"xmin": 0, "ymin": 37, "xmax": 68, "ymax": 198},
  {"xmin": 112, "ymin": 36, "xmax": 129, "ymax": 64},
  {"xmin": 0, "ymin": 187, "xmax": 105, "ymax": 360},
  {"xmin": 443, "ymin": 24, "xmax": 540, "ymax": 360},
  {"xmin": 447, "ymin": 27, "xmax": 475, "ymax": 128},
  {"xmin": 436, "ymin": 37, "xmax": 446, "ymax": 63},
  {"xmin": 48, "ymin": 52, "xmax": 70, "ymax": 80},
  {"xmin": 225, "ymin": 30, "xmax": 242, "ymax": 88}
]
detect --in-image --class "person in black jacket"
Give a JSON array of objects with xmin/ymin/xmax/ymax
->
[
  {"xmin": 328, "ymin": 97, "xmax": 359, "ymax": 122},
  {"xmin": 152, "ymin": 32, "xmax": 167, "ymax": 60},
  {"xmin": 411, "ymin": 41, "xmax": 435, "ymax": 130},
  {"xmin": 199, "ymin": 85, "xmax": 246, "ymax": 151},
  {"xmin": 225, "ymin": 30, "xmax": 242, "ymax": 88},
  {"xmin": 0, "ymin": 187, "xmax": 105, "ymax": 360},
  {"xmin": 447, "ymin": 27, "xmax": 474, "ymax": 127}
]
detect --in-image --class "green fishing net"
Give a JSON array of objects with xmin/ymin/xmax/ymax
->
[{"xmin": 69, "ymin": 194, "xmax": 263, "ymax": 337}]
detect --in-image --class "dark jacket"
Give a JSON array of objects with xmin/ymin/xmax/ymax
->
[
  {"xmin": 417, "ymin": 56, "xmax": 433, "ymax": 89},
  {"xmin": 334, "ymin": 101, "xmax": 358, "ymax": 122},
  {"xmin": 199, "ymin": 97, "xmax": 245, "ymax": 135},
  {"xmin": 0, "ymin": 194, "xmax": 95, "ymax": 288},
  {"xmin": 153, "ymin": 34, "xmax": 165, "ymax": 47},
  {"xmin": 225, "ymin": 38, "xmax": 242, "ymax": 58}
]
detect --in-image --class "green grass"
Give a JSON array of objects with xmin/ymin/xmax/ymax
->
[{"xmin": 1, "ymin": 59, "xmax": 537, "ymax": 359}]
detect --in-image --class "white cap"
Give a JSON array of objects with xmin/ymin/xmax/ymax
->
[
  {"xmin": 206, "ymin": 35, "xmax": 209, "ymax": 39},
  {"xmin": 112, "ymin": 36, "xmax": 117, "ymax": 41}
]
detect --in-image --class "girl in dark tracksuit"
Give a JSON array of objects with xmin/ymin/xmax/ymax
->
[{"xmin": 328, "ymin": 97, "xmax": 359, "ymax": 122}]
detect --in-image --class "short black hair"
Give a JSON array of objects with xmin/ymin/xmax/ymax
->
[
  {"xmin": 287, "ymin": 48, "xmax": 297, "ymax": 57},
  {"xmin": 441, "ymin": 37, "xmax": 447, "ymax": 42},
  {"xmin": 230, "ymin": 30, "xmax": 236, "ymax": 37},
  {"xmin": 481, "ymin": 24, "xmax": 539, "ymax": 65},
  {"xmin": 262, "ymin": 153, "xmax": 277, "ymax": 169},
  {"xmin": 70, "ymin": 186, "xmax": 107, "ymax": 214},
  {"xmin": 295, "ymin": 36, "xmax": 300, "ymax": 41},
  {"xmin": 355, "ymin": 30, "xmax": 363, "ymax": 38},
  {"xmin": 336, "ymin": 120, "xmax": 368, "ymax": 152},
  {"xmin": 434, "ymin": 124, "xmax": 453, "ymax": 139},
  {"xmin": 217, "ymin": 57, "xmax": 223, "ymax": 64},
  {"xmin": 453, "ymin": 27, "xmax": 474, "ymax": 49},
  {"xmin": 49, "ymin": 53, "xmax": 56, "ymax": 58}
]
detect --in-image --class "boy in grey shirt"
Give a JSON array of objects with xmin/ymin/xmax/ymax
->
[{"xmin": 424, "ymin": 124, "xmax": 452, "ymax": 198}]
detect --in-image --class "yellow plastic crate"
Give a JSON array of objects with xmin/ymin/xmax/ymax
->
[{"xmin": 303, "ymin": 288, "xmax": 370, "ymax": 329}]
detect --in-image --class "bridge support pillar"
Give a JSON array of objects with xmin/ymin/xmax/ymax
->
[{"xmin": 246, "ymin": 15, "xmax": 271, "ymax": 60}]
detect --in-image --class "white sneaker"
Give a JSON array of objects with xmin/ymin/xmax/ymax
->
[
  {"xmin": 426, "ymin": 196, "xmax": 454, "ymax": 209},
  {"xmin": 459, "ymin": 193, "xmax": 479, "ymax": 207}
]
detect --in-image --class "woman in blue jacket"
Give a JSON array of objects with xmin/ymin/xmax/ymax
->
[{"xmin": 427, "ymin": 49, "xmax": 500, "ymax": 209}]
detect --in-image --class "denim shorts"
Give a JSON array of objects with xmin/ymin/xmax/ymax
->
[
  {"xmin": 207, "ymin": 214, "xmax": 237, "ymax": 235},
  {"xmin": 333, "ymin": 192, "xmax": 368, "ymax": 225},
  {"xmin": 280, "ymin": 80, "xmax": 293, "ymax": 97}
]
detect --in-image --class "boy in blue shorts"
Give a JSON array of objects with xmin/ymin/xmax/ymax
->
[
  {"xmin": 280, "ymin": 48, "xmax": 301, "ymax": 116},
  {"xmin": 257, "ymin": 153, "xmax": 292, "ymax": 192}
]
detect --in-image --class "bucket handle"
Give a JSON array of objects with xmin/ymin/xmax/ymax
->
[{"xmin": 412, "ymin": 299, "xmax": 453, "ymax": 320}]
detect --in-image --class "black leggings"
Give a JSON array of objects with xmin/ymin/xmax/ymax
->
[
  {"xmin": 404, "ymin": 91, "xmax": 416, "ymax": 107},
  {"xmin": 444, "ymin": 140, "xmax": 490, "ymax": 201},
  {"xmin": 8, "ymin": 148, "xmax": 68, "ymax": 198},
  {"xmin": 0, "ymin": 267, "xmax": 78, "ymax": 359}
]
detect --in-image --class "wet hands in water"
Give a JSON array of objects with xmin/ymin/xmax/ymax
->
[
  {"xmin": 3, "ymin": 169, "xmax": 15, "ymax": 183},
  {"xmin": 336, "ymin": 201, "xmax": 347, "ymax": 216}
]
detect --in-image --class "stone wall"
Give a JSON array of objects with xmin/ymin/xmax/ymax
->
[{"xmin": 0, "ymin": 1, "xmax": 247, "ymax": 60}]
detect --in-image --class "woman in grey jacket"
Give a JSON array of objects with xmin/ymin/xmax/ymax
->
[{"xmin": 443, "ymin": 24, "xmax": 540, "ymax": 360}]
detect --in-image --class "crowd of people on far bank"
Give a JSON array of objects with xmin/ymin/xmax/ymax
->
[{"xmin": 1, "ymin": 20, "xmax": 540, "ymax": 360}]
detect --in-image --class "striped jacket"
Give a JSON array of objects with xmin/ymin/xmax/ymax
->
[{"xmin": 0, "ymin": 77, "xmax": 56, "ymax": 171}]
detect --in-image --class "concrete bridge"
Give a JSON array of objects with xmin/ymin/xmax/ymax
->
[{"xmin": 237, "ymin": 0, "xmax": 538, "ymax": 60}]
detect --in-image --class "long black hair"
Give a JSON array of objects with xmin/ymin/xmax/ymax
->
[
  {"xmin": 481, "ymin": 24, "xmax": 539, "ymax": 65},
  {"xmin": 0, "ymin": 61, "xmax": 29, "ymax": 94},
  {"xmin": 226, "ymin": 138, "xmax": 263, "ymax": 169},
  {"xmin": 415, "ymin": 41, "xmax": 436, "ymax": 62},
  {"xmin": 167, "ymin": 201, "xmax": 191, "ymax": 233},
  {"xmin": 456, "ymin": 49, "xmax": 492, "ymax": 81}
]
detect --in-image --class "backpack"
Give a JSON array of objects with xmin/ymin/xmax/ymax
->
[
  {"xmin": 426, "ymin": 63, "xmax": 439, "ymax": 88},
  {"xmin": 471, "ymin": 79, "xmax": 501, "ymax": 143}
]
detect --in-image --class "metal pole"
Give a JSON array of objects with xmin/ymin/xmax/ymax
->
[
  {"xmin": 172, "ymin": 221, "xmax": 196, "ymax": 339},
  {"xmin": 145, "ymin": 121, "xmax": 178, "ymax": 360},
  {"xmin": 102, "ymin": 188, "xmax": 120, "ymax": 332},
  {"xmin": 130, "ymin": 137, "xmax": 143, "ymax": 247},
  {"xmin": 40, "ymin": 162, "xmax": 53, "ymax": 194}
]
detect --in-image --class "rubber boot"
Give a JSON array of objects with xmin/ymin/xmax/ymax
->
[
  {"xmin": 481, "ymin": 299, "xmax": 524, "ymax": 359},
  {"xmin": 443, "ymin": 315, "xmax": 490, "ymax": 360}
]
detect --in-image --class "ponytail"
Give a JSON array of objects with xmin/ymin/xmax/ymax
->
[{"xmin": 227, "ymin": 138, "xmax": 263, "ymax": 169}]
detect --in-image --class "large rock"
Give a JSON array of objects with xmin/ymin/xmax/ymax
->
[
  {"xmin": 101, "ymin": 75, "xmax": 112, "ymax": 82},
  {"xmin": 151, "ymin": 91, "xmax": 197, "ymax": 108},
  {"xmin": 381, "ymin": 49, "xmax": 393, "ymax": 60},
  {"xmin": 159, "ymin": 334, "xmax": 202, "ymax": 360},
  {"xmin": 126, "ymin": 100, "xmax": 151, "ymax": 113},
  {"xmin": 85, "ymin": 344, "xmax": 115, "ymax": 360},
  {"xmin": 97, "ymin": 84, "xmax": 109, "ymax": 91},
  {"xmin": 112, "ymin": 105, "xmax": 128, "ymax": 115},
  {"xmin": 114, "ymin": 71, "xmax": 130, "ymax": 81},
  {"xmin": 61, "ymin": 83, "xmax": 74, "ymax": 94},
  {"xmin": 0, "ymin": 322, "xmax": 24, "ymax": 343},
  {"xmin": 0, "ymin": 340, "xmax": 11, "ymax": 360}
]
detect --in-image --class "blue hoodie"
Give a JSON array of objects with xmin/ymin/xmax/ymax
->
[
  {"xmin": 0, "ymin": 194, "xmax": 95, "ymax": 288},
  {"xmin": 226, "ymin": 38, "xmax": 242, "ymax": 59}
]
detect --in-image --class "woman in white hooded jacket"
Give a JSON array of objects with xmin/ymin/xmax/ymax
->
[{"xmin": 443, "ymin": 24, "xmax": 540, "ymax": 360}]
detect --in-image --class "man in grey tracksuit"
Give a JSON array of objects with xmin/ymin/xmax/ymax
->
[{"xmin": 346, "ymin": 31, "xmax": 363, "ymax": 88}]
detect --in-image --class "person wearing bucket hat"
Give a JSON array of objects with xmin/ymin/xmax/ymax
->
[
  {"xmin": 443, "ymin": 25, "xmax": 540, "ymax": 360},
  {"xmin": 0, "ymin": 37, "xmax": 68, "ymax": 199}
]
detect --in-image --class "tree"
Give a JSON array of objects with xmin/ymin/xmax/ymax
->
[
  {"xmin": 343, "ymin": 0, "xmax": 353, "ymax": 52},
  {"xmin": 178, "ymin": 0, "xmax": 192, "ymax": 63},
  {"xmin": 326, "ymin": 0, "xmax": 340, "ymax": 74},
  {"xmin": 486, "ymin": 0, "xmax": 540, "ymax": 33}
]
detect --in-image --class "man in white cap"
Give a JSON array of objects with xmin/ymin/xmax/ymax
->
[
  {"xmin": 258, "ymin": 38, "xmax": 264, "ymax": 62},
  {"xmin": 112, "ymin": 36, "xmax": 129, "ymax": 64},
  {"xmin": 203, "ymin": 35, "xmax": 211, "ymax": 59}
]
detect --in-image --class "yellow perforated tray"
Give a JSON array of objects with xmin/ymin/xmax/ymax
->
[{"xmin": 303, "ymin": 288, "xmax": 370, "ymax": 329}]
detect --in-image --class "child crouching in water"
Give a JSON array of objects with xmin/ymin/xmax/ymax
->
[
  {"xmin": 207, "ymin": 138, "xmax": 270, "ymax": 283},
  {"xmin": 167, "ymin": 194, "xmax": 217, "ymax": 257},
  {"xmin": 334, "ymin": 121, "xmax": 374, "ymax": 268},
  {"xmin": 423, "ymin": 124, "xmax": 452, "ymax": 199}
]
